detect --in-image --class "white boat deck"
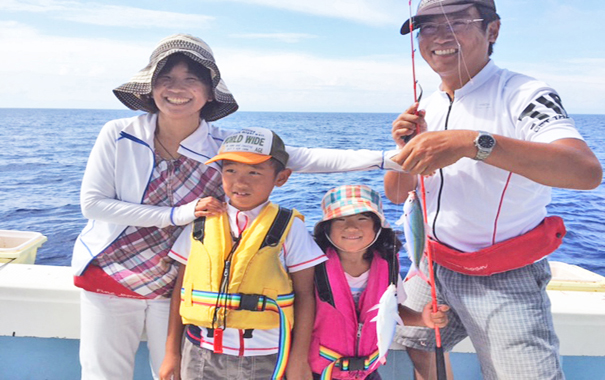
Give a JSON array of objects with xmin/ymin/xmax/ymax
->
[{"xmin": 1, "ymin": 262, "xmax": 604, "ymax": 379}]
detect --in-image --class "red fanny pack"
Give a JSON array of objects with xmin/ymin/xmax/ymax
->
[{"xmin": 429, "ymin": 216, "xmax": 566, "ymax": 276}]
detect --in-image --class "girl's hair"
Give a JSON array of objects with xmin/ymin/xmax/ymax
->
[
  {"xmin": 149, "ymin": 53, "xmax": 215, "ymax": 118},
  {"xmin": 314, "ymin": 212, "xmax": 403, "ymax": 262}
]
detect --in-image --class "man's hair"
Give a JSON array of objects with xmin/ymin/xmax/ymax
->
[{"xmin": 476, "ymin": 5, "xmax": 500, "ymax": 56}]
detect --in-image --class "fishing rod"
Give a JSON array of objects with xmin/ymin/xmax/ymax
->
[{"xmin": 407, "ymin": 1, "xmax": 447, "ymax": 379}]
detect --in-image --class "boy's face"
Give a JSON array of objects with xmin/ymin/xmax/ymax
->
[{"xmin": 221, "ymin": 160, "xmax": 291, "ymax": 211}]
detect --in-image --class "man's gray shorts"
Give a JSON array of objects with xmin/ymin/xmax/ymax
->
[{"xmin": 395, "ymin": 258, "xmax": 565, "ymax": 379}]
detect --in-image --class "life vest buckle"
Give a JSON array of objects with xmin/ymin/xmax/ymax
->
[
  {"xmin": 339, "ymin": 356, "xmax": 366, "ymax": 372},
  {"xmin": 238, "ymin": 293, "xmax": 266, "ymax": 311}
]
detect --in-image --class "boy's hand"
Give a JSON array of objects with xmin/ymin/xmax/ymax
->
[
  {"xmin": 392, "ymin": 103, "xmax": 427, "ymax": 148},
  {"xmin": 194, "ymin": 196, "xmax": 226, "ymax": 218},
  {"xmin": 159, "ymin": 352, "xmax": 181, "ymax": 380},
  {"xmin": 422, "ymin": 303, "xmax": 450, "ymax": 329}
]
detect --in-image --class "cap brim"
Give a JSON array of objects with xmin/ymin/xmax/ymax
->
[
  {"xmin": 400, "ymin": 3, "xmax": 475, "ymax": 35},
  {"xmin": 205, "ymin": 152, "xmax": 272, "ymax": 166}
]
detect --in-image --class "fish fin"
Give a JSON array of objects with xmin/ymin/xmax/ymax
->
[
  {"xmin": 395, "ymin": 212, "xmax": 405, "ymax": 226},
  {"xmin": 417, "ymin": 268, "xmax": 431, "ymax": 284},
  {"xmin": 396, "ymin": 314, "xmax": 405, "ymax": 326},
  {"xmin": 368, "ymin": 304, "xmax": 380, "ymax": 312}
]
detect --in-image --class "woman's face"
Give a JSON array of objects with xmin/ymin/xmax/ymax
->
[
  {"xmin": 152, "ymin": 61, "xmax": 213, "ymax": 121},
  {"xmin": 328, "ymin": 213, "xmax": 378, "ymax": 254}
]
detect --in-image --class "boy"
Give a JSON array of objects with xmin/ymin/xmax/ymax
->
[{"xmin": 161, "ymin": 127, "xmax": 325, "ymax": 380}]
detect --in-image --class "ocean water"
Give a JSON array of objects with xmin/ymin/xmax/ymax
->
[{"xmin": 1, "ymin": 109, "xmax": 604, "ymax": 276}]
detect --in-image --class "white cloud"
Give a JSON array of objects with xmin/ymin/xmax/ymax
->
[
  {"xmin": 229, "ymin": 33, "xmax": 318, "ymax": 43},
  {"xmin": 222, "ymin": 0, "xmax": 405, "ymax": 26},
  {"xmin": 0, "ymin": 0, "xmax": 214, "ymax": 29},
  {"xmin": 0, "ymin": 21, "xmax": 153, "ymax": 109},
  {"xmin": 214, "ymin": 47, "xmax": 437, "ymax": 113}
]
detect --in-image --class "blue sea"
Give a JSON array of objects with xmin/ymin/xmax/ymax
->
[{"xmin": 1, "ymin": 109, "xmax": 604, "ymax": 276}]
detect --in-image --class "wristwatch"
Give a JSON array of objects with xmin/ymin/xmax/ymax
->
[{"xmin": 473, "ymin": 131, "xmax": 496, "ymax": 161}]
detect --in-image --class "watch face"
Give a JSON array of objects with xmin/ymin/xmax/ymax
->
[{"xmin": 478, "ymin": 134, "xmax": 495, "ymax": 149}]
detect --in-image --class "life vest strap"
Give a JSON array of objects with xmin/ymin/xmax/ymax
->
[
  {"xmin": 318, "ymin": 345, "xmax": 380, "ymax": 379},
  {"xmin": 192, "ymin": 216, "xmax": 206, "ymax": 242},
  {"xmin": 184, "ymin": 290, "xmax": 295, "ymax": 311}
]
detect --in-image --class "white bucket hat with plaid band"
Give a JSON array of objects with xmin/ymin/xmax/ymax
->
[
  {"xmin": 315, "ymin": 185, "xmax": 390, "ymax": 234},
  {"xmin": 113, "ymin": 34, "xmax": 238, "ymax": 122}
]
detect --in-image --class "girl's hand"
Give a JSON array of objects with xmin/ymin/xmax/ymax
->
[
  {"xmin": 285, "ymin": 358, "xmax": 313, "ymax": 380},
  {"xmin": 194, "ymin": 196, "xmax": 226, "ymax": 218},
  {"xmin": 422, "ymin": 303, "xmax": 450, "ymax": 328}
]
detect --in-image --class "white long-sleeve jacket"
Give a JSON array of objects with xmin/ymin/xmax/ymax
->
[{"xmin": 72, "ymin": 113, "xmax": 400, "ymax": 275}]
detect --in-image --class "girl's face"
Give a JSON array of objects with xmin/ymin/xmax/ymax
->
[
  {"xmin": 328, "ymin": 213, "xmax": 378, "ymax": 254},
  {"xmin": 152, "ymin": 61, "xmax": 213, "ymax": 121}
]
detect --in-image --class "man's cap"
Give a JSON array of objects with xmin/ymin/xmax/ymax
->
[
  {"xmin": 400, "ymin": 0, "xmax": 497, "ymax": 35},
  {"xmin": 205, "ymin": 127, "xmax": 289, "ymax": 167}
]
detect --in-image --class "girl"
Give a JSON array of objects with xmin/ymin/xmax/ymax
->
[{"xmin": 310, "ymin": 185, "xmax": 448, "ymax": 379}]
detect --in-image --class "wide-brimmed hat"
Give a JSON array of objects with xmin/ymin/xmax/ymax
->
[
  {"xmin": 113, "ymin": 34, "xmax": 238, "ymax": 122},
  {"xmin": 314, "ymin": 185, "xmax": 389, "ymax": 237},
  {"xmin": 400, "ymin": 0, "xmax": 497, "ymax": 35},
  {"xmin": 205, "ymin": 127, "xmax": 289, "ymax": 167}
]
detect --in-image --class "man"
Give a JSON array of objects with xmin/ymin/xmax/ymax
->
[{"xmin": 384, "ymin": 0, "xmax": 602, "ymax": 379}]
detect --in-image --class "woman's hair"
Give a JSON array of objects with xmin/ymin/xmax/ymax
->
[
  {"xmin": 156, "ymin": 53, "xmax": 213, "ymax": 86},
  {"xmin": 314, "ymin": 212, "xmax": 403, "ymax": 262},
  {"xmin": 148, "ymin": 53, "xmax": 215, "ymax": 118}
]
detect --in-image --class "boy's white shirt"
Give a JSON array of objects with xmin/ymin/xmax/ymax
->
[{"xmin": 169, "ymin": 200, "xmax": 327, "ymax": 356}]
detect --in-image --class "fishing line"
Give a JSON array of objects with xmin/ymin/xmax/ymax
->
[{"xmin": 437, "ymin": 2, "xmax": 475, "ymax": 89}]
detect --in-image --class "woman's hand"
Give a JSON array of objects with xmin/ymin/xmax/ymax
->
[{"xmin": 194, "ymin": 196, "xmax": 226, "ymax": 218}]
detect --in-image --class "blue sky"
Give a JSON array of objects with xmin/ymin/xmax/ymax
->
[{"xmin": 1, "ymin": 0, "xmax": 603, "ymax": 114}]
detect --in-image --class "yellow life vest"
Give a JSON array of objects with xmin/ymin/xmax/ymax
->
[{"xmin": 180, "ymin": 203, "xmax": 302, "ymax": 330}]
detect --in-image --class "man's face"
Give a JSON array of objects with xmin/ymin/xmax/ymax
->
[{"xmin": 417, "ymin": 6, "xmax": 499, "ymax": 86}]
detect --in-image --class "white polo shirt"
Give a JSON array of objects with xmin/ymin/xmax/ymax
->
[{"xmin": 419, "ymin": 60, "xmax": 583, "ymax": 252}]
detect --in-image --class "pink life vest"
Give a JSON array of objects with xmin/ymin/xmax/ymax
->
[{"xmin": 309, "ymin": 248, "xmax": 392, "ymax": 379}]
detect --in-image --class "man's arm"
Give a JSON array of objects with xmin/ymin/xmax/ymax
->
[
  {"xmin": 285, "ymin": 267, "xmax": 315, "ymax": 380},
  {"xmin": 392, "ymin": 131, "xmax": 602, "ymax": 190}
]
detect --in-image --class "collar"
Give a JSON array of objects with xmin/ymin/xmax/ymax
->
[
  {"xmin": 441, "ymin": 60, "xmax": 499, "ymax": 100},
  {"xmin": 226, "ymin": 200, "xmax": 271, "ymax": 237}
]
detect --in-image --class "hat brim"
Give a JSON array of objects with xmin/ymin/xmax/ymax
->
[
  {"xmin": 314, "ymin": 204, "xmax": 390, "ymax": 231},
  {"xmin": 205, "ymin": 152, "xmax": 272, "ymax": 166},
  {"xmin": 400, "ymin": 3, "xmax": 475, "ymax": 35}
]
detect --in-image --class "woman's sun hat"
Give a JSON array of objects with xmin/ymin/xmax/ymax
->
[
  {"xmin": 314, "ymin": 185, "xmax": 389, "ymax": 236},
  {"xmin": 113, "ymin": 33, "xmax": 238, "ymax": 121}
]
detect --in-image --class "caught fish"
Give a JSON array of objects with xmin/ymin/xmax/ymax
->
[
  {"xmin": 396, "ymin": 190, "xmax": 429, "ymax": 283},
  {"xmin": 369, "ymin": 284, "xmax": 404, "ymax": 367}
]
